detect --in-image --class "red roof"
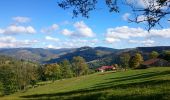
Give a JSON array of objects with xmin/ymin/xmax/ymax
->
[
  {"xmin": 142, "ymin": 58, "xmax": 160, "ymax": 65},
  {"xmin": 97, "ymin": 66, "xmax": 113, "ymax": 70}
]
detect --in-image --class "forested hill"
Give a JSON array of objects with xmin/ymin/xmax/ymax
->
[
  {"xmin": 137, "ymin": 46, "xmax": 170, "ymax": 53},
  {"xmin": 0, "ymin": 46, "xmax": 170, "ymax": 65},
  {"xmin": 0, "ymin": 48, "xmax": 74, "ymax": 63},
  {"xmin": 45, "ymin": 46, "xmax": 118, "ymax": 63}
]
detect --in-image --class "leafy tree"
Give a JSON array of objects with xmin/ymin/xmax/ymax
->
[
  {"xmin": 60, "ymin": 59, "xmax": 73, "ymax": 79},
  {"xmin": 72, "ymin": 56, "xmax": 89, "ymax": 77},
  {"xmin": 0, "ymin": 81, "xmax": 3, "ymax": 96},
  {"xmin": 129, "ymin": 53, "xmax": 144, "ymax": 68},
  {"xmin": 149, "ymin": 51, "xmax": 159, "ymax": 59},
  {"xmin": 0, "ymin": 65, "xmax": 17, "ymax": 95},
  {"xmin": 16, "ymin": 61, "xmax": 39, "ymax": 90},
  {"xmin": 119, "ymin": 53, "xmax": 130, "ymax": 69},
  {"xmin": 160, "ymin": 50, "xmax": 170, "ymax": 61},
  {"xmin": 0, "ymin": 56, "xmax": 40, "ymax": 95},
  {"xmin": 44, "ymin": 63, "xmax": 61, "ymax": 81},
  {"xmin": 37, "ymin": 65, "xmax": 46, "ymax": 81}
]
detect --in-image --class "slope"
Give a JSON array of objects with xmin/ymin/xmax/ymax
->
[{"xmin": 2, "ymin": 67, "xmax": 170, "ymax": 100}]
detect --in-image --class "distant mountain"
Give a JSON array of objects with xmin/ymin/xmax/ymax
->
[
  {"xmin": 0, "ymin": 48, "xmax": 74, "ymax": 63},
  {"xmin": 45, "ymin": 46, "xmax": 118, "ymax": 63},
  {"xmin": 0, "ymin": 46, "xmax": 169, "ymax": 65},
  {"xmin": 137, "ymin": 46, "xmax": 170, "ymax": 53},
  {"xmin": 87, "ymin": 46, "xmax": 170, "ymax": 68}
]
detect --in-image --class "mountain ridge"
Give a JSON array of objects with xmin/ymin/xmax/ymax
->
[{"xmin": 0, "ymin": 46, "xmax": 170, "ymax": 65}]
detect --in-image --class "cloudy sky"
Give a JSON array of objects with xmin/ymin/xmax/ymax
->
[{"xmin": 0, "ymin": 0, "xmax": 170, "ymax": 49}]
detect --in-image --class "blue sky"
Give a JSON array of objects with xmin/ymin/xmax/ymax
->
[{"xmin": 0, "ymin": 0, "xmax": 170, "ymax": 49}]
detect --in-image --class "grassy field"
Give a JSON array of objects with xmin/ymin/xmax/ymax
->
[{"xmin": 1, "ymin": 67, "xmax": 170, "ymax": 100}]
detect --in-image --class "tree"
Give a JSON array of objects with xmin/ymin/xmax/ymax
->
[
  {"xmin": 72, "ymin": 56, "xmax": 89, "ymax": 77},
  {"xmin": 58, "ymin": 0, "xmax": 170, "ymax": 31},
  {"xmin": 60, "ymin": 59, "xmax": 73, "ymax": 78},
  {"xmin": 129, "ymin": 53, "xmax": 144, "ymax": 68},
  {"xmin": 16, "ymin": 61, "xmax": 39, "ymax": 90},
  {"xmin": 37, "ymin": 65, "xmax": 46, "ymax": 81},
  {"xmin": 0, "ymin": 81, "xmax": 3, "ymax": 96},
  {"xmin": 119, "ymin": 53, "xmax": 130, "ymax": 70},
  {"xmin": 0, "ymin": 65, "xmax": 17, "ymax": 95},
  {"xmin": 149, "ymin": 51, "xmax": 159, "ymax": 59},
  {"xmin": 44, "ymin": 63, "xmax": 61, "ymax": 81},
  {"xmin": 160, "ymin": 50, "xmax": 170, "ymax": 61},
  {"xmin": 0, "ymin": 56, "xmax": 40, "ymax": 95}
]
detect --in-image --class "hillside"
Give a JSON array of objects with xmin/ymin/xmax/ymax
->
[
  {"xmin": 45, "ymin": 46, "xmax": 118, "ymax": 63},
  {"xmin": 0, "ymin": 46, "xmax": 169, "ymax": 65},
  {"xmin": 137, "ymin": 46, "xmax": 170, "ymax": 53},
  {"xmin": 2, "ymin": 67, "xmax": 170, "ymax": 100},
  {"xmin": 0, "ymin": 48, "xmax": 74, "ymax": 63}
]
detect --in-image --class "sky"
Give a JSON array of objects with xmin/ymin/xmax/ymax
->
[{"xmin": 0, "ymin": 0, "xmax": 170, "ymax": 49}]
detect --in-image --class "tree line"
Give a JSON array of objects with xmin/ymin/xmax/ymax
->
[
  {"xmin": 0, "ymin": 50, "xmax": 170, "ymax": 96},
  {"xmin": 0, "ymin": 56, "xmax": 89, "ymax": 96},
  {"xmin": 119, "ymin": 50, "xmax": 170, "ymax": 69}
]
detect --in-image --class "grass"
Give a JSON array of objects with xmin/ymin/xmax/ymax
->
[{"xmin": 1, "ymin": 67, "xmax": 170, "ymax": 100}]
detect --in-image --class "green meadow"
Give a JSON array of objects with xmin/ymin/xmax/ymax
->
[{"xmin": 2, "ymin": 67, "xmax": 170, "ymax": 100}]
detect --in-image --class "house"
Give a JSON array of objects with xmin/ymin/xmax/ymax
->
[
  {"xmin": 140, "ymin": 58, "xmax": 170, "ymax": 69},
  {"xmin": 96, "ymin": 65, "xmax": 116, "ymax": 72}
]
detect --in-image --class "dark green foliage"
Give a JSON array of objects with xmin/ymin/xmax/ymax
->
[
  {"xmin": 159, "ymin": 50, "xmax": 170, "ymax": 61},
  {"xmin": 149, "ymin": 51, "xmax": 159, "ymax": 59},
  {"xmin": 0, "ymin": 56, "xmax": 39, "ymax": 95},
  {"xmin": 72, "ymin": 56, "xmax": 89, "ymax": 77},
  {"xmin": 59, "ymin": 59, "xmax": 73, "ymax": 79},
  {"xmin": 129, "ymin": 53, "xmax": 143, "ymax": 68},
  {"xmin": 37, "ymin": 66, "xmax": 46, "ymax": 81},
  {"xmin": 0, "ymin": 65, "xmax": 17, "ymax": 95},
  {"xmin": 119, "ymin": 53, "xmax": 130, "ymax": 69},
  {"xmin": 43, "ymin": 64, "xmax": 62, "ymax": 81},
  {"xmin": 0, "ymin": 82, "xmax": 3, "ymax": 96}
]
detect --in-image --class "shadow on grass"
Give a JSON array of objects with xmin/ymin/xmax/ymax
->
[
  {"xmin": 21, "ymin": 70, "xmax": 170, "ymax": 100},
  {"xmin": 91, "ymin": 70, "xmax": 170, "ymax": 89}
]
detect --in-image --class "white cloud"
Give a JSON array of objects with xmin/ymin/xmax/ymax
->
[
  {"xmin": 45, "ymin": 36, "xmax": 60, "ymax": 42},
  {"xmin": 126, "ymin": 0, "xmax": 168, "ymax": 10},
  {"xmin": 0, "ymin": 36, "xmax": 38, "ymax": 48},
  {"xmin": 128, "ymin": 40, "xmax": 138, "ymax": 43},
  {"xmin": 150, "ymin": 29, "xmax": 170, "ymax": 38},
  {"xmin": 141, "ymin": 39, "xmax": 155, "ymax": 46},
  {"xmin": 60, "ymin": 21, "xmax": 95, "ymax": 38},
  {"xmin": 74, "ymin": 21, "xmax": 95, "ymax": 37},
  {"xmin": 105, "ymin": 37, "xmax": 120, "ymax": 43},
  {"xmin": 41, "ymin": 24, "xmax": 59, "ymax": 33},
  {"xmin": 105, "ymin": 26, "xmax": 170, "ymax": 44},
  {"xmin": 126, "ymin": 0, "xmax": 153, "ymax": 8},
  {"xmin": 46, "ymin": 44, "xmax": 60, "ymax": 49},
  {"xmin": 0, "ymin": 25, "xmax": 36, "ymax": 34},
  {"xmin": 0, "ymin": 36, "xmax": 16, "ymax": 43},
  {"xmin": 137, "ymin": 15, "xmax": 147, "ymax": 22},
  {"xmin": 105, "ymin": 26, "xmax": 147, "ymax": 43},
  {"xmin": 129, "ymin": 39, "xmax": 155, "ymax": 46},
  {"xmin": 122, "ymin": 13, "xmax": 131, "ymax": 21},
  {"xmin": 46, "ymin": 38, "xmax": 99, "ymax": 48},
  {"xmin": 61, "ymin": 29, "xmax": 74, "ymax": 36},
  {"xmin": 13, "ymin": 16, "xmax": 31, "ymax": 23}
]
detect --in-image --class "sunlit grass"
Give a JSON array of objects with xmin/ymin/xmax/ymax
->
[{"xmin": 1, "ymin": 67, "xmax": 170, "ymax": 100}]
